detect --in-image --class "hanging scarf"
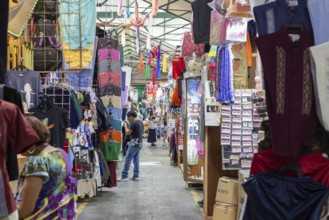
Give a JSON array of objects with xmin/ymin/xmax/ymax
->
[
  {"xmin": 138, "ymin": 53, "xmax": 143, "ymax": 74},
  {"xmin": 162, "ymin": 54, "xmax": 167, "ymax": 72},
  {"xmin": 152, "ymin": 66, "xmax": 156, "ymax": 85},
  {"xmin": 156, "ymin": 44, "xmax": 161, "ymax": 78},
  {"xmin": 216, "ymin": 46, "xmax": 234, "ymax": 104},
  {"xmin": 145, "ymin": 65, "xmax": 150, "ymax": 78}
]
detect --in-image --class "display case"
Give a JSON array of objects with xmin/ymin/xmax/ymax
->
[{"xmin": 183, "ymin": 76, "xmax": 204, "ymax": 183}]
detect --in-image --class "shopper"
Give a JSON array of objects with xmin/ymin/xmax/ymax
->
[
  {"xmin": 122, "ymin": 119, "xmax": 131, "ymax": 156},
  {"xmin": 162, "ymin": 115, "xmax": 168, "ymax": 146},
  {"xmin": 148, "ymin": 116, "xmax": 157, "ymax": 146},
  {"xmin": 120, "ymin": 111, "xmax": 144, "ymax": 181},
  {"xmin": 0, "ymin": 100, "xmax": 41, "ymax": 220},
  {"xmin": 16, "ymin": 116, "xmax": 77, "ymax": 220}
]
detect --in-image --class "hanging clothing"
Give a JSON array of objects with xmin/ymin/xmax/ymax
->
[
  {"xmin": 231, "ymin": 43, "xmax": 248, "ymax": 89},
  {"xmin": 171, "ymin": 80, "xmax": 181, "ymax": 106},
  {"xmin": 29, "ymin": 105, "xmax": 70, "ymax": 148},
  {"xmin": 191, "ymin": 0, "xmax": 212, "ymax": 44},
  {"xmin": 307, "ymin": 0, "xmax": 329, "ymax": 45},
  {"xmin": 45, "ymin": 87, "xmax": 82, "ymax": 129},
  {"xmin": 309, "ymin": 42, "xmax": 329, "ymax": 131},
  {"xmin": 107, "ymin": 161, "xmax": 117, "ymax": 188},
  {"xmin": 250, "ymin": 148, "xmax": 329, "ymax": 188},
  {"xmin": 63, "ymin": 37, "xmax": 98, "ymax": 90},
  {"xmin": 5, "ymin": 70, "xmax": 42, "ymax": 109},
  {"xmin": 243, "ymin": 172, "xmax": 329, "ymax": 220},
  {"xmin": 60, "ymin": 0, "xmax": 96, "ymax": 49},
  {"xmin": 172, "ymin": 57, "xmax": 186, "ymax": 80},
  {"xmin": 253, "ymin": 0, "xmax": 312, "ymax": 36},
  {"xmin": 255, "ymin": 28, "xmax": 317, "ymax": 157}
]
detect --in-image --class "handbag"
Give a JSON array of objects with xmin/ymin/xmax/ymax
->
[
  {"xmin": 33, "ymin": 47, "xmax": 62, "ymax": 71},
  {"xmin": 24, "ymin": 149, "xmax": 77, "ymax": 220}
]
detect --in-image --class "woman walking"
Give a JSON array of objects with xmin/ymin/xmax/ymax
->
[{"xmin": 147, "ymin": 116, "xmax": 157, "ymax": 146}]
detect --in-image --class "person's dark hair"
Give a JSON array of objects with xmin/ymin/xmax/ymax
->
[
  {"xmin": 127, "ymin": 111, "xmax": 137, "ymax": 118},
  {"xmin": 25, "ymin": 116, "xmax": 51, "ymax": 146},
  {"xmin": 151, "ymin": 116, "xmax": 155, "ymax": 120}
]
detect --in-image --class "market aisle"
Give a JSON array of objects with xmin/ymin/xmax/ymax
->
[{"xmin": 77, "ymin": 139, "xmax": 204, "ymax": 220}]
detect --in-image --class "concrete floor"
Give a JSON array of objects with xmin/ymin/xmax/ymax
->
[{"xmin": 77, "ymin": 139, "xmax": 204, "ymax": 220}]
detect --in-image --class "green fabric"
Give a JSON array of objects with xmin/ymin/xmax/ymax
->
[
  {"xmin": 71, "ymin": 91, "xmax": 83, "ymax": 120},
  {"xmin": 100, "ymin": 141, "xmax": 121, "ymax": 161}
]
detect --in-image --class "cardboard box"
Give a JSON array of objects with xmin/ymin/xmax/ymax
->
[
  {"xmin": 216, "ymin": 176, "xmax": 239, "ymax": 205},
  {"xmin": 237, "ymin": 170, "xmax": 250, "ymax": 219},
  {"xmin": 213, "ymin": 202, "xmax": 237, "ymax": 220}
]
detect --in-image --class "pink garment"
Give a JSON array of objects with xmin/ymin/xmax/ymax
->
[
  {"xmin": 210, "ymin": 10, "xmax": 228, "ymax": 45},
  {"xmin": 98, "ymin": 48, "xmax": 120, "ymax": 62},
  {"xmin": 181, "ymin": 32, "xmax": 204, "ymax": 57},
  {"xmin": 98, "ymin": 72, "xmax": 121, "ymax": 87}
]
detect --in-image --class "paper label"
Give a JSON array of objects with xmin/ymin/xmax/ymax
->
[{"xmin": 289, "ymin": 34, "xmax": 300, "ymax": 42}]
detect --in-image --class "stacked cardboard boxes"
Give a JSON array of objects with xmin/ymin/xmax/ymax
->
[
  {"xmin": 213, "ymin": 176, "xmax": 239, "ymax": 220},
  {"xmin": 237, "ymin": 170, "xmax": 250, "ymax": 219}
]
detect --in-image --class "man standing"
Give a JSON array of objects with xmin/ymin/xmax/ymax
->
[{"xmin": 120, "ymin": 111, "xmax": 144, "ymax": 181}]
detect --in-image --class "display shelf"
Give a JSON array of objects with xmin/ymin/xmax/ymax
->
[{"xmin": 204, "ymin": 126, "xmax": 238, "ymax": 220}]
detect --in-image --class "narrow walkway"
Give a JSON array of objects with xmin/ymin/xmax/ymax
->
[{"xmin": 78, "ymin": 139, "xmax": 204, "ymax": 220}]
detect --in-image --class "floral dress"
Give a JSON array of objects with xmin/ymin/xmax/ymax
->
[{"xmin": 16, "ymin": 151, "xmax": 76, "ymax": 220}]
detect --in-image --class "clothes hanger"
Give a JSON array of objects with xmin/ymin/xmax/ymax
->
[
  {"xmin": 13, "ymin": 63, "xmax": 28, "ymax": 71},
  {"xmin": 283, "ymin": 12, "xmax": 304, "ymax": 30}
]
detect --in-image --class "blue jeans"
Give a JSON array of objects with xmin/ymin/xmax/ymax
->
[{"xmin": 121, "ymin": 145, "xmax": 141, "ymax": 178}]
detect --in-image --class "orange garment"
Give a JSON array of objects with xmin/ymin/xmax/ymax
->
[
  {"xmin": 171, "ymin": 80, "xmax": 181, "ymax": 106},
  {"xmin": 246, "ymin": 32, "xmax": 253, "ymax": 67},
  {"xmin": 100, "ymin": 130, "xmax": 122, "ymax": 143}
]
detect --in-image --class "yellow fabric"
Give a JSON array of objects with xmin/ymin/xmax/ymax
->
[
  {"xmin": 60, "ymin": 24, "xmax": 94, "ymax": 69},
  {"xmin": 62, "ymin": 42, "xmax": 94, "ymax": 69},
  {"xmin": 162, "ymin": 54, "xmax": 167, "ymax": 72}
]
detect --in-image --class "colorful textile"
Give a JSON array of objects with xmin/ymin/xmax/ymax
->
[
  {"xmin": 172, "ymin": 57, "xmax": 186, "ymax": 80},
  {"xmin": 209, "ymin": 10, "xmax": 228, "ymax": 45},
  {"xmin": 98, "ymin": 60, "xmax": 121, "ymax": 74},
  {"xmin": 60, "ymin": 0, "xmax": 96, "ymax": 49},
  {"xmin": 100, "ymin": 142, "xmax": 121, "ymax": 161},
  {"xmin": 216, "ymin": 46, "xmax": 234, "ymax": 103},
  {"xmin": 100, "ymin": 130, "xmax": 122, "ymax": 143},
  {"xmin": 98, "ymin": 48, "xmax": 120, "ymax": 62},
  {"xmin": 16, "ymin": 151, "xmax": 76, "ymax": 219},
  {"xmin": 97, "ymin": 36, "xmax": 122, "ymax": 152},
  {"xmin": 98, "ymin": 72, "xmax": 121, "ymax": 87}
]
